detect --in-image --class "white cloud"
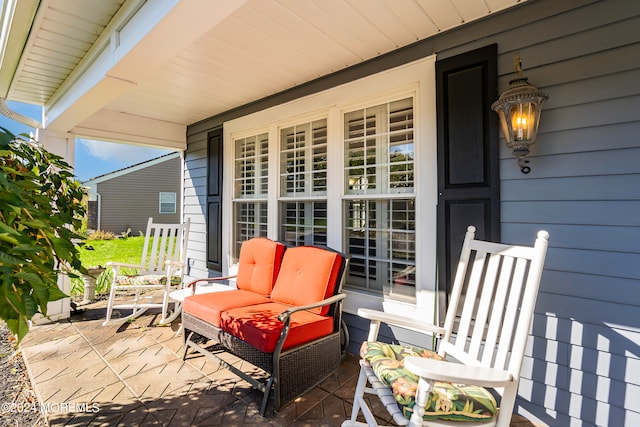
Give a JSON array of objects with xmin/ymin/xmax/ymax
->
[{"xmin": 78, "ymin": 139, "xmax": 173, "ymax": 164}]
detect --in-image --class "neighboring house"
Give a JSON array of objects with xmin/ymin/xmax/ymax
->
[
  {"xmin": 0, "ymin": 1, "xmax": 638, "ymax": 425},
  {"xmin": 83, "ymin": 153, "xmax": 181, "ymax": 234}
]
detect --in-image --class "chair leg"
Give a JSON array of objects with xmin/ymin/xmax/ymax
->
[
  {"xmin": 183, "ymin": 331, "xmax": 193, "ymax": 360},
  {"xmin": 408, "ymin": 377, "xmax": 433, "ymax": 427},
  {"xmin": 342, "ymin": 366, "xmax": 380, "ymax": 427},
  {"xmin": 495, "ymin": 382, "xmax": 519, "ymax": 427},
  {"xmin": 102, "ymin": 284, "xmax": 117, "ymax": 326},
  {"xmin": 158, "ymin": 284, "xmax": 170, "ymax": 324},
  {"xmin": 260, "ymin": 376, "xmax": 275, "ymax": 417}
]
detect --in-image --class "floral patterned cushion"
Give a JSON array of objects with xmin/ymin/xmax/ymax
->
[
  {"xmin": 116, "ymin": 274, "xmax": 182, "ymax": 286},
  {"xmin": 361, "ymin": 341, "xmax": 497, "ymax": 422}
]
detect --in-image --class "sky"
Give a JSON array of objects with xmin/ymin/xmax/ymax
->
[{"xmin": 0, "ymin": 100, "xmax": 173, "ymax": 182}]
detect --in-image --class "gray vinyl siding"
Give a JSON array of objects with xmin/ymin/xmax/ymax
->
[
  {"xmin": 184, "ymin": 0, "xmax": 640, "ymax": 425},
  {"xmin": 182, "ymin": 130, "xmax": 210, "ymax": 280},
  {"xmin": 492, "ymin": 3, "xmax": 640, "ymax": 426},
  {"xmin": 96, "ymin": 156, "xmax": 181, "ymax": 234}
]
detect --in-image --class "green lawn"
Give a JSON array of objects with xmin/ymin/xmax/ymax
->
[
  {"xmin": 72, "ymin": 236, "xmax": 146, "ymax": 297},
  {"xmin": 79, "ymin": 236, "xmax": 145, "ymax": 269}
]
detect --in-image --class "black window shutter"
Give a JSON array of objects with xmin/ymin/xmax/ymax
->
[
  {"xmin": 436, "ymin": 44, "xmax": 500, "ymax": 319},
  {"xmin": 207, "ymin": 127, "xmax": 223, "ymax": 272}
]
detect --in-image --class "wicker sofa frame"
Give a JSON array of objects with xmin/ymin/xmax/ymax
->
[{"xmin": 182, "ymin": 245, "xmax": 348, "ymax": 416}]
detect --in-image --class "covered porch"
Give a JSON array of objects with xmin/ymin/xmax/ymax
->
[{"xmin": 20, "ymin": 300, "xmax": 538, "ymax": 426}]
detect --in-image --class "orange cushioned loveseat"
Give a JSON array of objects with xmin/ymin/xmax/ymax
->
[{"xmin": 181, "ymin": 237, "xmax": 348, "ymax": 416}]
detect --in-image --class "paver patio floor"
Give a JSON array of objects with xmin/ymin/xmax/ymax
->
[{"xmin": 19, "ymin": 299, "xmax": 540, "ymax": 426}]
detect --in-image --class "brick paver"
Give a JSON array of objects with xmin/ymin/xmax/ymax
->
[{"xmin": 20, "ymin": 299, "xmax": 541, "ymax": 426}]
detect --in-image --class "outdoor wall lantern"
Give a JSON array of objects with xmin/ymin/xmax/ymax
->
[{"xmin": 491, "ymin": 54, "xmax": 548, "ymax": 174}]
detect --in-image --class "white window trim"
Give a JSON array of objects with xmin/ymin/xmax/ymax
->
[
  {"xmin": 223, "ymin": 55, "xmax": 437, "ymax": 322},
  {"xmin": 159, "ymin": 192, "xmax": 176, "ymax": 214}
]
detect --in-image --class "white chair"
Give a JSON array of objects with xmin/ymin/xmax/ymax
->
[
  {"xmin": 102, "ymin": 217, "xmax": 191, "ymax": 326},
  {"xmin": 343, "ymin": 226, "xmax": 549, "ymax": 427}
]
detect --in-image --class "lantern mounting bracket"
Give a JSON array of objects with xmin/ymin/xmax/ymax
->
[{"xmin": 491, "ymin": 53, "xmax": 548, "ymax": 174}]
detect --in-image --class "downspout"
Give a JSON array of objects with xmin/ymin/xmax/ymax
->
[
  {"xmin": 95, "ymin": 191, "xmax": 102, "ymax": 231},
  {"xmin": 0, "ymin": 97, "xmax": 42, "ymax": 129}
]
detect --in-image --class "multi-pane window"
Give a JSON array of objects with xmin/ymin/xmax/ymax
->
[
  {"xmin": 234, "ymin": 201, "xmax": 268, "ymax": 258},
  {"xmin": 159, "ymin": 192, "xmax": 176, "ymax": 214},
  {"xmin": 230, "ymin": 98, "xmax": 417, "ymax": 299},
  {"xmin": 235, "ymin": 133, "xmax": 268, "ymax": 198},
  {"xmin": 280, "ymin": 120, "xmax": 328, "ymax": 196},
  {"xmin": 280, "ymin": 201, "xmax": 328, "ymax": 247},
  {"xmin": 233, "ymin": 133, "xmax": 268, "ymax": 260},
  {"xmin": 345, "ymin": 98, "xmax": 414, "ymax": 195},
  {"xmin": 279, "ymin": 119, "xmax": 328, "ymax": 246},
  {"xmin": 344, "ymin": 98, "xmax": 416, "ymax": 298}
]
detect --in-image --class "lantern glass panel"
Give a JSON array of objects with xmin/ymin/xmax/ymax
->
[{"xmin": 509, "ymin": 102, "xmax": 537, "ymax": 141}]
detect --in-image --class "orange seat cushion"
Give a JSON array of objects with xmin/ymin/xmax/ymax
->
[
  {"xmin": 220, "ymin": 302, "xmax": 334, "ymax": 353},
  {"xmin": 270, "ymin": 246, "xmax": 343, "ymax": 315},
  {"xmin": 236, "ymin": 238, "xmax": 286, "ymax": 296},
  {"xmin": 183, "ymin": 290, "xmax": 271, "ymax": 327}
]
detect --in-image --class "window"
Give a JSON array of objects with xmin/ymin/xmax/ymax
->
[
  {"xmin": 343, "ymin": 98, "xmax": 416, "ymax": 299},
  {"xmin": 230, "ymin": 100, "xmax": 416, "ymax": 298},
  {"xmin": 279, "ymin": 119, "xmax": 328, "ymax": 246},
  {"xmin": 159, "ymin": 192, "xmax": 176, "ymax": 214},
  {"xmin": 224, "ymin": 56, "xmax": 437, "ymax": 313},
  {"xmin": 232, "ymin": 133, "xmax": 269, "ymax": 260}
]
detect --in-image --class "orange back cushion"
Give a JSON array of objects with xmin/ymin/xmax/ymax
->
[
  {"xmin": 236, "ymin": 238, "xmax": 286, "ymax": 296},
  {"xmin": 270, "ymin": 246, "xmax": 343, "ymax": 315}
]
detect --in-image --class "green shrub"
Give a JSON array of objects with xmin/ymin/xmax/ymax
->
[{"xmin": 0, "ymin": 128, "xmax": 86, "ymax": 342}]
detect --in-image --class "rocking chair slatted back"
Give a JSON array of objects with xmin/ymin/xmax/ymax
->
[
  {"xmin": 102, "ymin": 217, "xmax": 191, "ymax": 326},
  {"xmin": 440, "ymin": 226, "xmax": 549, "ymax": 377},
  {"xmin": 140, "ymin": 218, "xmax": 187, "ymax": 275}
]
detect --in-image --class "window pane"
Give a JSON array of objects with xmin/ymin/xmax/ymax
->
[
  {"xmin": 235, "ymin": 133, "xmax": 268, "ymax": 198},
  {"xmin": 344, "ymin": 198, "xmax": 415, "ymax": 298},
  {"xmin": 159, "ymin": 192, "xmax": 176, "ymax": 214},
  {"xmin": 280, "ymin": 119, "xmax": 327, "ymax": 197},
  {"xmin": 233, "ymin": 201, "xmax": 267, "ymax": 261},
  {"xmin": 280, "ymin": 201, "xmax": 327, "ymax": 247},
  {"xmin": 344, "ymin": 98, "xmax": 414, "ymax": 195}
]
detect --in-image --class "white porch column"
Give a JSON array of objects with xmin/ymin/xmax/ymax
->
[{"xmin": 31, "ymin": 129, "xmax": 76, "ymax": 323}]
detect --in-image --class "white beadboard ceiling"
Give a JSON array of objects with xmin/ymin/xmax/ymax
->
[{"xmin": 0, "ymin": 0, "xmax": 525, "ymax": 148}]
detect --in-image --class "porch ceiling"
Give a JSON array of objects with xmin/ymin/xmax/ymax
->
[{"xmin": 0, "ymin": 0, "xmax": 526, "ymax": 148}]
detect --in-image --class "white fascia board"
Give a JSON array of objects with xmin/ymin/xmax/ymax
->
[
  {"xmin": 0, "ymin": 0, "xmax": 39, "ymax": 97},
  {"xmin": 45, "ymin": 0, "xmax": 248, "ymax": 133},
  {"xmin": 72, "ymin": 109, "xmax": 186, "ymax": 150},
  {"xmin": 83, "ymin": 152, "xmax": 180, "ymax": 185}
]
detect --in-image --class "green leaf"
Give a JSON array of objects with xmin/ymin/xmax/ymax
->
[
  {"xmin": 0, "ymin": 250, "xmax": 24, "ymax": 266},
  {"xmin": 51, "ymin": 237, "xmax": 72, "ymax": 260},
  {"xmin": 23, "ymin": 294, "xmax": 39, "ymax": 317},
  {"xmin": 0, "ymin": 233, "xmax": 20, "ymax": 245},
  {"xmin": 14, "ymin": 271, "xmax": 43, "ymax": 285},
  {"xmin": 5, "ymin": 316, "xmax": 30, "ymax": 344},
  {"xmin": 48, "ymin": 285, "xmax": 69, "ymax": 301}
]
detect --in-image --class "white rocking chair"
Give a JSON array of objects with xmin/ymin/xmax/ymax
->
[
  {"xmin": 102, "ymin": 217, "xmax": 191, "ymax": 326},
  {"xmin": 343, "ymin": 226, "xmax": 549, "ymax": 427}
]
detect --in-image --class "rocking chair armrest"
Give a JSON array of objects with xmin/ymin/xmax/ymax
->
[
  {"xmin": 277, "ymin": 293, "xmax": 347, "ymax": 322},
  {"xmin": 404, "ymin": 357, "xmax": 513, "ymax": 388},
  {"xmin": 105, "ymin": 261, "xmax": 144, "ymax": 270},
  {"xmin": 164, "ymin": 260, "xmax": 186, "ymax": 268},
  {"xmin": 186, "ymin": 275, "xmax": 238, "ymax": 293},
  {"xmin": 357, "ymin": 308, "xmax": 446, "ymax": 337}
]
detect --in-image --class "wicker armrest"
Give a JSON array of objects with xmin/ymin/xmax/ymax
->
[
  {"xmin": 277, "ymin": 293, "xmax": 346, "ymax": 323},
  {"xmin": 186, "ymin": 275, "xmax": 238, "ymax": 293}
]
